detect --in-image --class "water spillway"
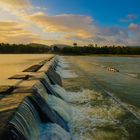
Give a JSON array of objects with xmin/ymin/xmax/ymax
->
[
  {"xmin": 0, "ymin": 55, "xmax": 72, "ymax": 140},
  {"xmin": 1, "ymin": 55, "xmax": 140, "ymax": 140},
  {"xmin": 32, "ymin": 81, "xmax": 69, "ymax": 131}
]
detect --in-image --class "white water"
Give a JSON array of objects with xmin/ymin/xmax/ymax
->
[
  {"xmin": 33, "ymin": 56, "xmax": 139, "ymax": 140},
  {"xmin": 51, "ymin": 84, "xmax": 128, "ymax": 140},
  {"xmin": 33, "ymin": 81, "xmax": 72, "ymax": 140},
  {"xmin": 56, "ymin": 56, "xmax": 71, "ymax": 69},
  {"xmin": 52, "ymin": 84, "xmax": 102, "ymax": 103},
  {"xmin": 1, "ymin": 54, "xmax": 139, "ymax": 140},
  {"xmin": 40, "ymin": 123, "xmax": 71, "ymax": 140},
  {"xmin": 55, "ymin": 56, "xmax": 78, "ymax": 79},
  {"xmin": 34, "ymin": 81, "xmax": 72, "ymax": 122},
  {"xmin": 36, "ymin": 76, "xmax": 122, "ymax": 139},
  {"xmin": 47, "ymin": 94, "xmax": 72, "ymax": 122},
  {"xmin": 56, "ymin": 66, "xmax": 78, "ymax": 79},
  {"xmin": 50, "ymin": 56, "xmax": 131, "ymax": 140},
  {"xmin": 57, "ymin": 61, "xmax": 70, "ymax": 69}
]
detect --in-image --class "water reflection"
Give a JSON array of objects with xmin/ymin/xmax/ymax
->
[{"xmin": 0, "ymin": 54, "xmax": 53, "ymax": 85}]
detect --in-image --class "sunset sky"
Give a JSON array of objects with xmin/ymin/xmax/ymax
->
[{"xmin": 0, "ymin": 0, "xmax": 140, "ymax": 46}]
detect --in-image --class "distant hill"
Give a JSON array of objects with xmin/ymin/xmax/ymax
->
[
  {"xmin": 29, "ymin": 43, "xmax": 49, "ymax": 48},
  {"xmin": 51, "ymin": 44, "xmax": 71, "ymax": 48},
  {"xmin": 0, "ymin": 43, "xmax": 50, "ymax": 54}
]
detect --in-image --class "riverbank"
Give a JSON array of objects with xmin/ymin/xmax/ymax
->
[{"xmin": 0, "ymin": 43, "xmax": 140, "ymax": 55}]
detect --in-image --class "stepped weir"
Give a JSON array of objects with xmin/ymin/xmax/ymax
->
[{"xmin": 0, "ymin": 55, "xmax": 71, "ymax": 140}]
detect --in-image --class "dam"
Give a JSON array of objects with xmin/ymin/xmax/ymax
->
[{"xmin": 0, "ymin": 55, "xmax": 140, "ymax": 140}]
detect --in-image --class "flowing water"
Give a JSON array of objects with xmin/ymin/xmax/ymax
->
[
  {"xmin": 0, "ymin": 54, "xmax": 140, "ymax": 140},
  {"xmin": 59, "ymin": 55, "xmax": 140, "ymax": 140}
]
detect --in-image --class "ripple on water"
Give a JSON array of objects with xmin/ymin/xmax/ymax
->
[{"xmin": 51, "ymin": 84, "xmax": 130, "ymax": 140}]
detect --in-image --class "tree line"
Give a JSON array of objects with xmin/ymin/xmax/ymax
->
[
  {"xmin": 0, "ymin": 43, "xmax": 140, "ymax": 55},
  {"xmin": 53, "ymin": 46, "xmax": 140, "ymax": 55},
  {"xmin": 0, "ymin": 43, "xmax": 50, "ymax": 54}
]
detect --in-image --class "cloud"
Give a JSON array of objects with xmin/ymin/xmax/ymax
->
[
  {"xmin": 0, "ymin": 21, "xmax": 24, "ymax": 31},
  {"xmin": 0, "ymin": 1, "xmax": 50, "ymax": 44},
  {"xmin": 120, "ymin": 14, "xmax": 138, "ymax": 22},
  {"xmin": 0, "ymin": 0, "xmax": 32, "ymax": 23},
  {"xmin": 29, "ymin": 12, "xmax": 97, "ymax": 39},
  {"xmin": 0, "ymin": 1, "xmax": 139, "ymax": 46},
  {"xmin": 129, "ymin": 23, "xmax": 140, "ymax": 31},
  {"xmin": 64, "ymin": 25, "xmax": 130, "ymax": 46},
  {"xmin": 0, "ymin": 21, "xmax": 40, "ymax": 44},
  {"xmin": 0, "ymin": 0, "xmax": 30, "ymax": 10},
  {"xmin": 29, "ymin": 12, "xmax": 140, "ymax": 46},
  {"xmin": 128, "ymin": 23, "xmax": 140, "ymax": 45}
]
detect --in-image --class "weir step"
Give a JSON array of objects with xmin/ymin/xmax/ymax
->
[
  {"xmin": 0, "ymin": 55, "xmax": 71, "ymax": 139},
  {"xmin": 22, "ymin": 56, "xmax": 54, "ymax": 72},
  {"xmin": 23, "ymin": 64, "xmax": 44, "ymax": 72},
  {"xmin": 0, "ymin": 86, "xmax": 15, "ymax": 96},
  {"xmin": 8, "ymin": 74, "xmax": 31, "ymax": 80}
]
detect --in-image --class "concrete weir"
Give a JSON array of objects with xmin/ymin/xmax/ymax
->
[{"xmin": 0, "ymin": 55, "xmax": 69, "ymax": 140}]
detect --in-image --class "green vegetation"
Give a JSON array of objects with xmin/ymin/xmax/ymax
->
[
  {"xmin": 0, "ymin": 43, "xmax": 50, "ymax": 54},
  {"xmin": 53, "ymin": 46, "xmax": 140, "ymax": 55},
  {"xmin": 0, "ymin": 43, "xmax": 140, "ymax": 55}
]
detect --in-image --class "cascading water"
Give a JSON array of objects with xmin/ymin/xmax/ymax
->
[
  {"xmin": 9, "ymin": 97, "xmax": 41, "ymax": 140},
  {"xmin": 33, "ymin": 81, "xmax": 71, "ymax": 123},
  {"xmin": 7, "ymin": 58, "xmax": 73, "ymax": 140},
  {"xmin": 56, "ymin": 67, "xmax": 78, "ymax": 79},
  {"xmin": 54, "ymin": 57, "xmax": 78, "ymax": 79},
  {"xmin": 48, "ymin": 56, "xmax": 140, "ymax": 140},
  {"xmin": 55, "ymin": 56, "xmax": 70, "ymax": 69},
  {"xmin": 3, "ymin": 55, "xmax": 140, "ymax": 140},
  {"xmin": 32, "ymin": 81, "xmax": 70, "ymax": 131},
  {"xmin": 40, "ymin": 123, "xmax": 71, "ymax": 140},
  {"xmin": 50, "ymin": 84, "xmax": 130, "ymax": 140},
  {"xmin": 9, "ymin": 96, "xmax": 71, "ymax": 140}
]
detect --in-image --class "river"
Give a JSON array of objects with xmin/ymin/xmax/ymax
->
[
  {"xmin": 0, "ymin": 54, "xmax": 140, "ymax": 140},
  {"xmin": 61, "ymin": 55, "xmax": 140, "ymax": 140}
]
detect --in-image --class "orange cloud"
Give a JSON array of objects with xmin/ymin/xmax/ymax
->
[
  {"xmin": 29, "ymin": 12, "xmax": 96, "ymax": 39},
  {"xmin": 0, "ymin": 1, "xmax": 139, "ymax": 46},
  {"xmin": 0, "ymin": 21, "xmax": 40, "ymax": 44},
  {"xmin": 0, "ymin": 0, "xmax": 30, "ymax": 10}
]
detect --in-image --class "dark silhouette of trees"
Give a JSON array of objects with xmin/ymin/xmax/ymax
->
[
  {"xmin": 52, "ymin": 46, "xmax": 140, "ymax": 55},
  {"xmin": 0, "ymin": 43, "xmax": 140, "ymax": 55},
  {"xmin": 0, "ymin": 43, "xmax": 50, "ymax": 54}
]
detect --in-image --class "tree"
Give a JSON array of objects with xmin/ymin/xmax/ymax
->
[
  {"xmin": 95, "ymin": 44, "xmax": 98, "ymax": 47},
  {"xmin": 73, "ymin": 43, "xmax": 77, "ymax": 47},
  {"xmin": 88, "ymin": 44, "xmax": 94, "ymax": 47}
]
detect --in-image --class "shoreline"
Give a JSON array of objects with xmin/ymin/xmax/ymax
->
[{"xmin": 0, "ymin": 53, "xmax": 139, "ymax": 57}]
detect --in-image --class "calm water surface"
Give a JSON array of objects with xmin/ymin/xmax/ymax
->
[{"xmin": 0, "ymin": 54, "xmax": 53, "ymax": 85}]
